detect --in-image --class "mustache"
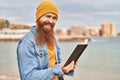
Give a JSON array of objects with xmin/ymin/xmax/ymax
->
[{"xmin": 44, "ymin": 21, "xmax": 55, "ymax": 28}]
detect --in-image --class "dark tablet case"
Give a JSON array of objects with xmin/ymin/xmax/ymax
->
[{"xmin": 64, "ymin": 44, "xmax": 88, "ymax": 67}]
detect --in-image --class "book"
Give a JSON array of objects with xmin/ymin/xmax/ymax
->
[{"xmin": 64, "ymin": 44, "xmax": 88, "ymax": 67}]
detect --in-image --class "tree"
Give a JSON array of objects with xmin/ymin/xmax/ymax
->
[{"xmin": 0, "ymin": 19, "xmax": 9, "ymax": 29}]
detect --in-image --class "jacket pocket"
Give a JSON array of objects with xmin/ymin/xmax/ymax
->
[{"xmin": 35, "ymin": 48, "xmax": 49, "ymax": 69}]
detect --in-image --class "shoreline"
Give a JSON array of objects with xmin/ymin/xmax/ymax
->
[
  {"xmin": 58, "ymin": 35, "xmax": 91, "ymax": 42},
  {"xmin": 0, "ymin": 34, "xmax": 23, "ymax": 41},
  {"xmin": 0, "ymin": 34, "xmax": 91, "ymax": 42},
  {"xmin": 0, "ymin": 75, "xmax": 20, "ymax": 80}
]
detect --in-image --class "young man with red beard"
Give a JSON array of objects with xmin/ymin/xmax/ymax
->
[{"xmin": 17, "ymin": 0, "xmax": 76, "ymax": 80}]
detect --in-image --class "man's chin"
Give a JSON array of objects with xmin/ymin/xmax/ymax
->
[
  {"xmin": 43, "ymin": 26, "xmax": 53, "ymax": 32},
  {"xmin": 43, "ymin": 28, "xmax": 53, "ymax": 33}
]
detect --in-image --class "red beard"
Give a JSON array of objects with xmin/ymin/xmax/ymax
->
[{"xmin": 35, "ymin": 20, "xmax": 55, "ymax": 47}]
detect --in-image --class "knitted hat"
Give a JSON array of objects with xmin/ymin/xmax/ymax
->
[{"xmin": 36, "ymin": 0, "xmax": 58, "ymax": 22}]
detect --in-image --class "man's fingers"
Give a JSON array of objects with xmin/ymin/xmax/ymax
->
[{"xmin": 62, "ymin": 61, "xmax": 75, "ymax": 73}]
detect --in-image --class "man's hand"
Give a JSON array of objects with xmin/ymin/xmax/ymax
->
[{"xmin": 61, "ymin": 61, "xmax": 77, "ymax": 73}]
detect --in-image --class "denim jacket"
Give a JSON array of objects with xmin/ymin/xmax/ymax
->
[{"xmin": 17, "ymin": 26, "xmax": 66, "ymax": 80}]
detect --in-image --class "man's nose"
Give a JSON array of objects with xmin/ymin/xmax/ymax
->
[{"xmin": 48, "ymin": 18, "xmax": 54, "ymax": 23}]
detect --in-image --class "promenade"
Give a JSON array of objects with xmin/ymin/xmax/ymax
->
[
  {"xmin": 0, "ymin": 34, "xmax": 91, "ymax": 42},
  {"xmin": 0, "ymin": 34, "xmax": 23, "ymax": 41},
  {"xmin": 0, "ymin": 29, "xmax": 29, "ymax": 41},
  {"xmin": 0, "ymin": 29, "xmax": 91, "ymax": 42},
  {"xmin": 58, "ymin": 35, "xmax": 91, "ymax": 42}
]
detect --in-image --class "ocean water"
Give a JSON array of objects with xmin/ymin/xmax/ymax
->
[
  {"xmin": 60, "ymin": 37, "xmax": 120, "ymax": 80},
  {"xmin": 0, "ymin": 37, "xmax": 120, "ymax": 80}
]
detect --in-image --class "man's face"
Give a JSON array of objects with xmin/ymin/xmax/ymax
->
[{"xmin": 37, "ymin": 13, "xmax": 58, "ymax": 32}]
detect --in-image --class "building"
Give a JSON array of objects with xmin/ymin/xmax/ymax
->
[
  {"xmin": 9, "ymin": 23, "xmax": 31, "ymax": 30},
  {"xmin": 0, "ymin": 18, "xmax": 9, "ymax": 29},
  {"xmin": 101, "ymin": 22, "xmax": 116, "ymax": 37},
  {"xmin": 68, "ymin": 26, "xmax": 90, "ymax": 37},
  {"xmin": 89, "ymin": 26, "xmax": 101, "ymax": 36}
]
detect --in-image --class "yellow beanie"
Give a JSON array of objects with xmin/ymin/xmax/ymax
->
[{"xmin": 36, "ymin": 0, "xmax": 58, "ymax": 22}]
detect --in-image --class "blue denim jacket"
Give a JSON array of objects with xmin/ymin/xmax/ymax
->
[{"xmin": 17, "ymin": 26, "xmax": 65, "ymax": 80}]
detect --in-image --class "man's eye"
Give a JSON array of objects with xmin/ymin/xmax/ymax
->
[
  {"xmin": 53, "ymin": 17, "xmax": 57, "ymax": 20},
  {"xmin": 46, "ymin": 15, "xmax": 51, "ymax": 18}
]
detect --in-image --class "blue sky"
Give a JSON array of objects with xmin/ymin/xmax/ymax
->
[{"xmin": 0, "ymin": 0, "xmax": 120, "ymax": 33}]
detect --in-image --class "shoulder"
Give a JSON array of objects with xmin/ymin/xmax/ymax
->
[
  {"xmin": 17, "ymin": 33, "xmax": 36, "ymax": 56},
  {"xmin": 19, "ymin": 26, "xmax": 36, "ymax": 44},
  {"xmin": 17, "ymin": 31, "xmax": 35, "ymax": 50}
]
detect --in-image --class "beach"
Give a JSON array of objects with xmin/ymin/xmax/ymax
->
[{"xmin": 0, "ymin": 75, "xmax": 19, "ymax": 80}]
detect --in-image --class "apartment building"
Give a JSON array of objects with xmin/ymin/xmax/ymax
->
[{"xmin": 101, "ymin": 22, "xmax": 116, "ymax": 37}]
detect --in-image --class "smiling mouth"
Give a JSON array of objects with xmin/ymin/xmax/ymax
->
[
  {"xmin": 46, "ymin": 24, "xmax": 52, "ymax": 28},
  {"xmin": 43, "ymin": 24, "xmax": 53, "ymax": 32}
]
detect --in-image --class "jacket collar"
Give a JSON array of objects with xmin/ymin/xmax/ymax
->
[{"xmin": 31, "ymin": 26, "xmax": 36, "ymax": 34}]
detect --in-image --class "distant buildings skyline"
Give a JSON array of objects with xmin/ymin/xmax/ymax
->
[
  {"xmin": 55, "ymin": 22, "xmax": 117, "ymax": 37},
  {"xmin": 0, "ymin": 18, "xmax": 118, "ymax": 37}
]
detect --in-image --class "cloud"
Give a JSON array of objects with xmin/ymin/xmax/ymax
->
[
  {"xmin": 93, "ymin": 11, "xmax": 120, "ymax": 16},
  {"xmin": 0, "ymin": 0, "xmax": 120, "ymax": 32},
  {"xmin": 56, "ymin": 0, "xmax": 120, "ymax": 13},
  {"xmin": 1, "ymin": 16, "xmax": 21, "ymax": 22}
]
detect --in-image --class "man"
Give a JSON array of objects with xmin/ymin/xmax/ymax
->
[{"xmin": 17, "ymin": 0, "xmax": 76, "ymax": 80}]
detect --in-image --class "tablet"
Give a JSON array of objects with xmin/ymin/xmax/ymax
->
[{"xmin": 64, "ymin": 44, "xmax": 88, "ymax": 67}]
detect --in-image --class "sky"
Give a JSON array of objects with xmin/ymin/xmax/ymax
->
[{"xmin": 0, "ymin": 0, "xmax": 120, "ymax": 33}]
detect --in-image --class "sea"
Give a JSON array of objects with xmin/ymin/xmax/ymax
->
[{"xmin": 0, "ymin": 37, "xmax": 120, "ymax": 80}]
